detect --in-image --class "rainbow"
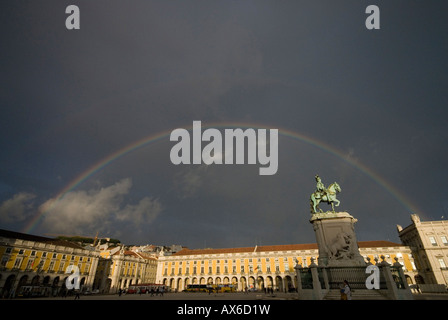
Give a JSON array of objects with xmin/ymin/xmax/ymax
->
[{"xmin": 23, "ymin": 122, "xmax": 422, "ymax": 233}]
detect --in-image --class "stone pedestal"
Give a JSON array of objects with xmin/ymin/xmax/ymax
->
[{"xmin": 310, "ymin": 211, "xmax": 365, "ymax": 267}]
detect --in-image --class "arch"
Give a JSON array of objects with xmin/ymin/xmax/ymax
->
[
  {"xmin": 177, "ymin": 278, "xmax": 183, "ymax": 291},
  {"xmin": 43, "ymin": 276, "xmax": 50, "ymax": 286},
  {"xmin": 257, "ymin": 276, "xmax": 265, "ymax": 291},
  {"xmin": 105, "ymin": 278, "xmax": 112, "ymax": 293},
  {"xmin": 248, "ymin": 276, "xmax": 256, "ymax": 290},
  {"xmin": 223, "ymin": 277, "xmax": 230, "ymax": 285},
  {"xmin": 266, "ymin": 276, "xmax": 274, "ymax": 290},
  {"xmin": 275, "ymin": 276, "xmax": 283, "ymax": 292},
  {"xmin": 80, "ymin": 277, "xmax": 86, "ymax": 289},
  {"xmin": 284, "ymin": 275, "xmax": 294, "ymax": 292},
  {"xmin": 231, "ymin": 276, "xmax": 238, "ymax": 287},
  {"xmin": 116, "ymin": 279, "xmax": 122, "ymax": 291},
  {"xmin": 31, "ymin": 275, "xmax": 40, "ymax": 286},
  {"xmin": 15, "ymin": 275, "xmax": 28, "ymax": 297},
  {"xmin": 207, "ymin": 277, "xmax": 214, "ymax": 285},
  {"xmin": 200, "ymin": 277, "xmax": 206, "ymax": 285},
  {"xmin": 61, "ymin": 276, "xmax": 68, "ymax": 289},
  {"xmin": 2, "ymin": 275, "xmax": 16, "ymax": 298},
  {"xmin": 215, "ymin": 277, "xmax": 222, "ymax": 285},
  {"xmin": 240, "ymin": 276, "xmax": 247, "ymax": 291},
  {"xmin": 52, "ymin": 276, "xmax": 60, "ymax": 287},
  {"xmin": 18, "ymin": 274, "xmax": 28, "ymax": 285},
  {"xmin": 415, "ymin": 274, "xmax": 425, "ymax": 284}
]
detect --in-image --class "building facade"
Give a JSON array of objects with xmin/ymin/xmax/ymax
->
[
  {"xmin": 94, "ymin": 245, "xmax": 158, "ymax": 293},
  {"xmin": 156, "ymin": 240, "xmax": 416, "ymax": 292},
  {"xmin": 397, "ymin": 214, "xmax": 448, "ymax": 286},
  {"xmin": 0, "ymin": 229, "xmax": 99, "ymax": 298}
]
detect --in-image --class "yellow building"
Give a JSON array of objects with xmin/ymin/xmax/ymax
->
[
  {"xmin": 94, "ymin": 245, "xmax": 158, "ymax": 293},
  {"xmin": 398, "ymin": 214, "xmax": 448, "ymax": 289},
  {"xmin": 0, "ymin": 229, "xmax": 99, "ymax": 298},
  {"xmin": 157, "ymin": 240, "xmax": 416, "ymax": 292}
]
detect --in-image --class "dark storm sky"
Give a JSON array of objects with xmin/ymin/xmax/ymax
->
[{"xmin": 1, "ymin": 1, "xmax": 447, "ymax": 248}]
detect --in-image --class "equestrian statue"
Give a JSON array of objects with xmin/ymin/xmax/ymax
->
[{"xmin": 310, "ymin": 175, "xmax": 341, "ymax": 213}]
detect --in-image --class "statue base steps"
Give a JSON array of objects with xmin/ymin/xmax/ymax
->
[{"xmin": 323, "ymin": 289, "xmax": 389, "ymax": 300}]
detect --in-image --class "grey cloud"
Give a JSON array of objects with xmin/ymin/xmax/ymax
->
[
  {"xmin": 0, "ymin": 192, "xmax": 36, "ymax": 223},
  {"xmin": 39, "ymin": 178, "xmax": 161, "ymax": 235}
]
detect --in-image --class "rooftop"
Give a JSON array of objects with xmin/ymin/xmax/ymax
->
[
  {"xmin": 0, "ymin": 228, "xmax": 85, "ymax": 250},
  {"xmin": 171, "ymin": 240, "xmax": 403, "ymax": 256}
]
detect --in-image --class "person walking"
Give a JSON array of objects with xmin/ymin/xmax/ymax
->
[{"xmin": 341, "ymin": 280, "xmax": 352, "ymax": 300}]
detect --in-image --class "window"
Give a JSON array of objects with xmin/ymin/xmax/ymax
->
[
  {"xmin": 5, "ymin": 247, "xmax": 12, "ymax": 254},
  {"xmin": 429, "ymin": 236, "xmax": 437, "ymax": 246},
  {"xmin": 26, "ymin": 259, "xmax": 34, "ymax": 270},
  {"xmin": 1, "ymin": 256, "xmax": 8, "ymax": 267},
  {"xmin": 302, "ymin": 257, "xmax": 308, "ymax": 267},
  {"xmin": 438, "ymin": 259, "xmax": 447, "ymax": 270},
  {"xmin": 14, "ymin": 258, "xmax": 23, "ymax": 268},
  {"xmin": 441, "ymin": 236, "xmax": 448, "ymax": 246}
]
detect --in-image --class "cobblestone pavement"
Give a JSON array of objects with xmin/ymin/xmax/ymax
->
[
  {"xmin": 19, "ymin": 291, "xmax": 296, "ymax": 300},
  {"xmin": 15, "ymin": 291, "xmax": 448, "ymax": 300}
]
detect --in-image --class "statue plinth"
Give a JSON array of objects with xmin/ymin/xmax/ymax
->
[{"xmin": 310, "ymin": 211, "xmax": 365, "ymax": 267}]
